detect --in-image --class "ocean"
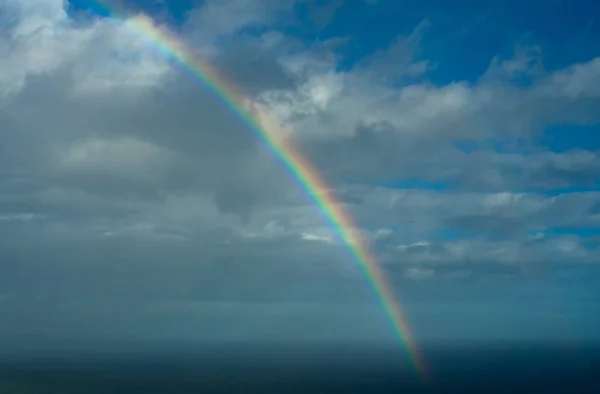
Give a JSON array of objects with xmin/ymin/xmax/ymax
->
[{"xmin": 1, "ymin": 341, "xmax": 599, "ymax": 393}]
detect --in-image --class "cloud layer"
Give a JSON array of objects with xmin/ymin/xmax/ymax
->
[{"xmin": 0, "ymin": 0, "xmax": 599, "ymax": 345}]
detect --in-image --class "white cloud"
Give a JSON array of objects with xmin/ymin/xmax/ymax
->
[
  {"xmin": 0, "ymin": 0, "xmax": 599, "ymax": 334},
  {"xmin": 301, "ymin": 232, "xmax": 334, "ymax": 243},
  {"xmin": 541, "ymin": 57, "xmax": 600, "ymax": 99},
  {"xmin": 0, "ymin": 212, "xmax": 38, "ymax": 221},
  {"xmin": 59, "ymin": 136, "xmax": 173, "ymax": 180},
  {"xmin": 481, "ymin": 44, "xmax": 544, "ymax": 83},
  {"xmin": 183, "ymin": 0, "xmax": 295, "ymax": 52},
  {"xmin": 0, "ymin": 0, "xmax": 85, "ymax": 97},
  {"xmin": 0, "ymin": 2, "xmax": 172, "ymax": 100},
  {"xmin": 405, "ymin": 267, "xmax": 435, "ymax": 280},
  {"xmin": 252, "ymin": 34, "xmax": 600, "ymax": 154}
]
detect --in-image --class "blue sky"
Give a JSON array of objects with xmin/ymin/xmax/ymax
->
[
  {"xmin": 68, "ymin": 0, "xmax": 600, "ymax": 80},
  {"xmin": 0, "ymin": 0, "xmax": 599, "ymax": 350}
]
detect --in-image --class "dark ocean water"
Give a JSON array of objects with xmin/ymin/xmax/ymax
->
[{"xmin": 1, "ymin": 341, "xmax": 599, "ymax": 393}]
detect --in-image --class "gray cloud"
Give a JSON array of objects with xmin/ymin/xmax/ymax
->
[{"xmin": 1, "ymin": 0, "xmax": 599, "ymax": 346}]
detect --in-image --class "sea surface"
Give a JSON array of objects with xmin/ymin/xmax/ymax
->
[{"xmin": 1, "ymin": 341, "xmax": 599, "ymax": 393}]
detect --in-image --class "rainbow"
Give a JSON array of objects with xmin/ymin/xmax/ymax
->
[{"xmin": 83, "ymin": 1, "xmax": 428, "ymax": 379}]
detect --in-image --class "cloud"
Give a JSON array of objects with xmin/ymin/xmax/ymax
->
[
  {"xmin": 2, "ymin": 0, "xmax": 600, "ymax": 264},
  {"xmin": 183, "ymin": 0, "xmax": 296, "ymax": 49},
  {"xmin": 480, "ymin": 44, "xmax": 545, "ymax": 84},
  {"xmin": 305, "ymin": 0, "xmax": 343, "ymax": 30},
  {"xmin": 405, "ymin": 267, "xmax": 435, "ymax": 280},
  {"xmin": 356, "ymin": 19, "xmax": 435, "ymax": 82},
  {"xmin": 0, "ymin": 0, "xmax": 599, "ymax": 345}
]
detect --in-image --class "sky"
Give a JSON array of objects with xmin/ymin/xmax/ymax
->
[{"xmin": 0, "ymin": 0, "xmax": 600, "ymax": 354}]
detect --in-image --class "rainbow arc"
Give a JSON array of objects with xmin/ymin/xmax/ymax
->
[{"xmin": 85, "ymin": 2, "xmax": 428, "ymax": 379}]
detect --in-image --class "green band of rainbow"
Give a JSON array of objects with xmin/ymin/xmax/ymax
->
[{"xmin": 86, "ymin": 1, "xmax": 428, "ymax": 379}]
